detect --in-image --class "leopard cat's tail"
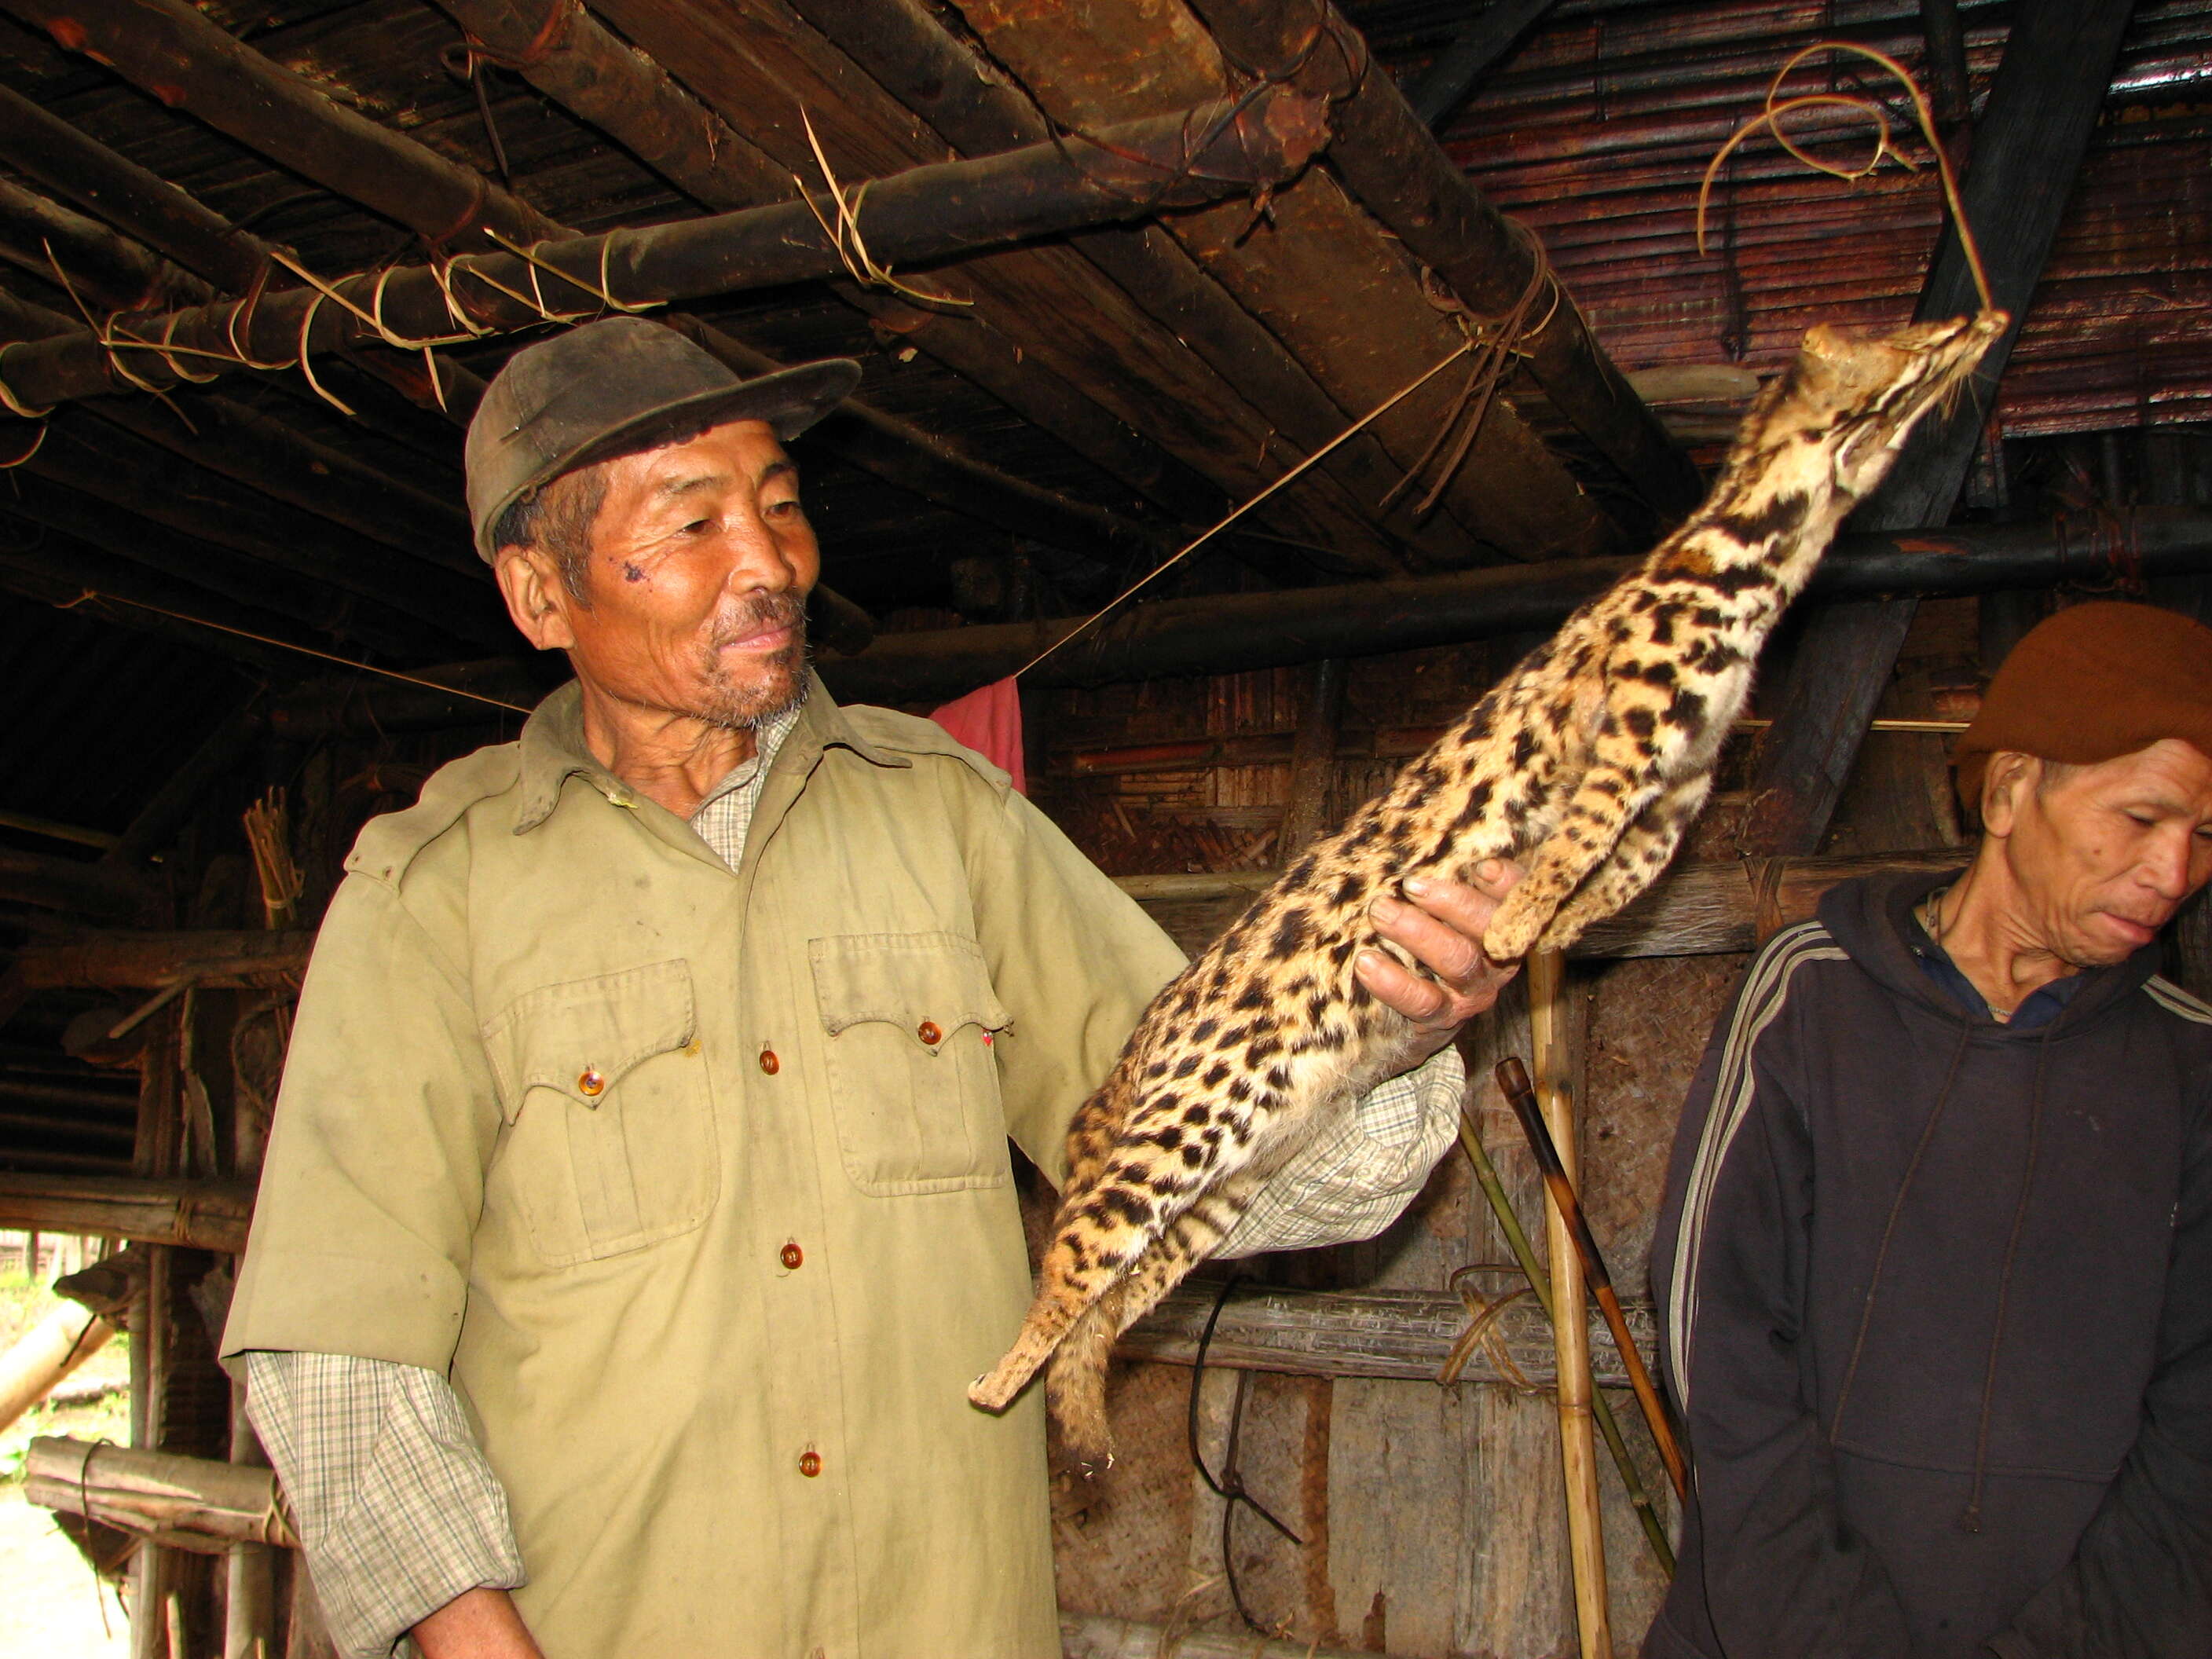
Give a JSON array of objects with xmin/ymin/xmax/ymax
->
[
  {"xmin": 1043, "ymin": 1189, "xmax": 1246, "ymax": 1470},
  {"xmin": 970, "ymin": 1078, "xmax": 1148, "ymax": 1413}
]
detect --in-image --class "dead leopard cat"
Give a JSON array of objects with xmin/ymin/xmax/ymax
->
[{"xmin": 972, "ymin": 309, "xmax": 2007, "ymax": 1468}]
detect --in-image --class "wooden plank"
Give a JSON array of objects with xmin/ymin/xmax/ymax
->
[
  {"xmin": 0, "ymin": 1174, "xmax": 255, "ymax": 1252},
  {"xmin": 1120, "ymin": 849, "xmax": 1963, "ymax": 961},
  {"xmin": 939, "ymin": 0, "xmax": 1622, "ymax": 560},
  {"xmin": 0, "ymin": 847, "xmax": 158, "ymax": 922},
  {"xmin": 9, "ymin": 928, "xmax": 312, "ymax": 991},
  {"xmin": 1117, "ymin": 1282, "xmax": 1655, "ymax": 1387}
]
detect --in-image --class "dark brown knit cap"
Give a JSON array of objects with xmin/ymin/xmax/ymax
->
[{"xmin": 1954, "ymin": 600, "xmax": 2212, "ymax": 808}]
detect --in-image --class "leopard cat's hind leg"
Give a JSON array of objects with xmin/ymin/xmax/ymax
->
[
  {"xmin": 1484, "ymin": 739, "xmax": 1669, "ymax": 961},
  {"xmin": 1529, "ymin": 771, "xmax": 1712, "ymax": 954},
  {"xmin": 972, "ymin": 1075, "xmax": 1239, "ymax": 1411},
  {"xmin": 1046, "ymin": 1189, "xmax": 1243, "ymax": 1471}
]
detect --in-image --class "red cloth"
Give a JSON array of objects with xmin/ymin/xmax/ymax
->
[{"xmin": 928, "ymin": 676, "xmax": 1027, "ymax": 796}]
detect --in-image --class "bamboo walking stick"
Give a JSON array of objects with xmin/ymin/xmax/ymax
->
[
  {"xmin": 1527, "ymin": 950, "xmax": 1613, "ymax": 1659},
  {"xmin": 1455, "ymin": 1112, "xmax": 1675, "ymax": 1573},
  {"xmin": 1498, "ymin": 1055, "xmax": 1690, "ymax": 1500}
]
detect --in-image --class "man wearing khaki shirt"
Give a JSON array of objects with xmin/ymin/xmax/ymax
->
[{"xmin": 222, "ymin": 319, "xmax": 1522, "ymax": 1659}]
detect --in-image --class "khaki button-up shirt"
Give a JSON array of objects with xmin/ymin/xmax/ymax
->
[{"xmin": 226, "ymin": 678, "xmax": 1186, "ymax": 1657}]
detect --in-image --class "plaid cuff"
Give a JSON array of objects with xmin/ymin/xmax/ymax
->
[
  {"xmin": 246, "ymin": 1351, "xmax": 526, "ymax": 1659},
  {"xmin": 1215, "ymin": 1043, "xmax": 1467, "ymax": 1258}
]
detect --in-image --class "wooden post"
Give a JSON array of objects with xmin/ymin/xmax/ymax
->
[
  {"xmin": 1280, "ymin": 660, "xmax": 1346, "ymax": 859},
  {"xmin": 1528, "ymin": 950, "xmax": 1611, "ymax": 1659}
]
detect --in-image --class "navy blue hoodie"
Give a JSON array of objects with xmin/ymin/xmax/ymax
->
[{"xmin": 1646, "ymin": 870, "xmax": 2212, "ymax": 1659}]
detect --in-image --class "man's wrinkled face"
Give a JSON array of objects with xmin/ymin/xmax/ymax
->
[
  {"xmin": 518, "ymin": 418, "xmax": 819, "ymax": 728},
  {"xmin": 1990, "ymin": 739, "xmax": 2212, "ymax": 965}
]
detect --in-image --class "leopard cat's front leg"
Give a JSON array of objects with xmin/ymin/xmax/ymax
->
[
  {"xmin": 1530, "ymin": 770, "xmax": 1714, "ymax": 954},
  {"xmin": 1483, "ymin": 734, "xmax": 1670, "ymax": 961}
]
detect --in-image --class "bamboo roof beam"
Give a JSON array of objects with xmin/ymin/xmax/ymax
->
[
  {"xmin": 0, "ymin": 282, "xmax": 480, "ymax": 582},
  {"xmin": 0, "ymin": 97, "xmax": 1333, "ymax": 414},
  {"xmin": 933, "ymin": 0, "xmax": 1620, "ymax": 560},
  {"xmin": 0, "ymin": 0, "xmax": 560, "ymax": 249},
  {"xmin": 0, "ymin": 534, "xmax": 296, "ymax": 674},
  {"xmin": 558, "ymin": 0, "xmax": 1482, "ymax": 569},
  {"xmin": 813, "ymin": 507, "xmax": 2212, "ymax": 702},
  {"xmin": 1185, "ymin": 0, "xmax": 1706, "ymax": 522},
  {"xmin": 266, "ymin": 508, "xmax": 2212, "ymax": 726},
  {"xmin": 573, "ymin": 0, "xmax": 1424, "ymax": 569},
  {"xmin": 16, "ymin": 413, "xmax": 508, "ymax": 648},
  {"xmin": 2, "ymin": 6, "xmax": 1205, "ymax": 576}
]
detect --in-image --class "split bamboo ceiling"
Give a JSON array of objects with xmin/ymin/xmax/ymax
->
[{"xmin": 0, "ymin": 0, "xmax": 2201, "ymax": 844}]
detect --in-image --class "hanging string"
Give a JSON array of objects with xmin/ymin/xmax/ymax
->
[
  {"xmin": 1386, "ymin": 225, "xmax": 1562, "ymax": 520},
  {"xmin": 1697, "ymin": 41, "xmax": 1994, "ymax": 315},
  {"xmin": 1012, "ymin": 340, "xmax": 1476, "ymax": 682},
  {"xmin": 55, "ymin": 588, "xmax": 534, "ymax": 714}
]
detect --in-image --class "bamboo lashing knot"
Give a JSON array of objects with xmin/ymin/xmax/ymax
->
[
  {"xmin": 792, "ymin": 111, "xmax": 969, "ymax": 309},
  {"xmin": 0, "ymin": 342, "xmax": 55, "ymax": 419},
  {"xmin": 440, "ymin": 0, "xmax": 580, "ymax": 76},
  {"xmin": 1439, "ymin": 1265, "xmax": 1538, "ymax": 1390},
  {"xmin": 1384, "ymin": 222, "xmax": 1562, "ymax": 518},
  {"xmin": 482, "ymin": 228, "xmax": 667, "ymax": 319},
  {"xmin": 1698, "ymin": 42, "xmax": 1994, "ymax": 317}
]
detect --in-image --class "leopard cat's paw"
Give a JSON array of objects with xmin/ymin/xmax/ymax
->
[{"xmin": 1481, "ymin": 895, "xmax": 1550, "ymax": 963}]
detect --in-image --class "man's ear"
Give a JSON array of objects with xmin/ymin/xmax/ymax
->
[
  {"xmin": 1980, "ymin": 751, "xmax": 2036, "ymax": 838},
  {"xmin": 494, "ymin": 546, "xmax": 579, "ymax": 652}
]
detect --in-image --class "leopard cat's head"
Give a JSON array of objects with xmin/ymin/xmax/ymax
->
[{"xmin": 1747, "ymin": 309, "xmax": 2009, "ymax": 505}]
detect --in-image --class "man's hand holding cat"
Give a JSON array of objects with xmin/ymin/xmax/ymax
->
[{"xmin": 1356, "ymin": 860, "xmax": 1525, "ymax": 1064}]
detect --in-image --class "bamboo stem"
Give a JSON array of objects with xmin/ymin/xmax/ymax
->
[
  {"xmin": 1529, "ymin": 950, "xmax": 1613, "ymax": 1659},
  {"xmin": 1499, "ymin": 1057, "xmax": 1689, "ymax": 1497},
  {"xmin": 1456, "ymin": 1115, "xmax": 1675, "ymax": 1573}
]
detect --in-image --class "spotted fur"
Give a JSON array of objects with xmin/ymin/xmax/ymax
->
[{"xmin": 971, "ymin": 311, "xmax": 2007, "ymax": 1467}]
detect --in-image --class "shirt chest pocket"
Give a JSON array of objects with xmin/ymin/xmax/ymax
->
[
  {"xmin": 482, "ymin": 959, "xmax": 717, "ymax": 1265},
  {"xmin": 809, "ymin": 932, "xmax": 1013, "ymax": 1196}
]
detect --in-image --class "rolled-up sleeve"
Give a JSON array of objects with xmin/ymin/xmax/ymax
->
[
  {"xmin": 222, "ymin": 873, "xmax": 501, "ymax": 1372},
  {"xmin": 246, "ymin": 1351, "xmax": 525, "ymax": 1659},
  {"xmin": 1215, "ymin": 1044, "xmax": 1467, "ymax": 1257}
]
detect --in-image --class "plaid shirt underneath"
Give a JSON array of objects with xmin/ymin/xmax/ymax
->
[{"xmin": 242, "ymin": 691, "xmax": 1464, "ymax": 1656}]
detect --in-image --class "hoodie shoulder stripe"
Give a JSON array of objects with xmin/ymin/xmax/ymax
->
[
  {"xmin": 1664, "ymin": 921, "xmax": 1849, "ymax": 1412},
  {"xmin": 2146, "ymin": 976, "xmax": 2212, "ymax": 1027}
]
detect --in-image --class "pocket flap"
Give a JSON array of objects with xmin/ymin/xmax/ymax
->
[
  {"xmin": 482, "ymin": 959, "xmax": 697, "ymax": 1115},
  {"xmin": 808, "ymin": 932, "xmax": 1011, "ymax": 1044}
]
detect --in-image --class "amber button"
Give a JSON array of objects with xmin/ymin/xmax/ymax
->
[
  {"xmin": 758, "ymin": 1048, "xmax": 780, "ymax": 1075},
  {"xmin": 797, "ymin": 1448, "xmax": 822, "ymax": 1478},
  {"xmin": 779, "ymin": 1240, "xmax": 804, "ymax": 1270},
  {"xmin": 577, "ymin": 1068, "xmax": 606, "ymax": 1097},
  {"xmin": 917, "ymin": 1020, "xmax": 943, "ymax": 1046}
]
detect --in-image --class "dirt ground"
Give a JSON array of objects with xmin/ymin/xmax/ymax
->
[
  {"xmin": 1, "ymin": 1258, "xmax": 138, "ymax": 1656},
  {"xmin": 0, "ymin": 1489, "xmax": 130, "ymax": 1657}
]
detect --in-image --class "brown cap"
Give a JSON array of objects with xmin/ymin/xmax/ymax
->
[
  {"xmin": 464, "ymin": 317, "xmax": 861, "ymax": 562},
  {"xmin": 1954, "ymin": 600, "xmax": 2212, "ymax": 808}
]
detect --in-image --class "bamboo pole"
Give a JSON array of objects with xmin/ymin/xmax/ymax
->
[
  {"xmin": 1499, "ymin": 1057, "xmax": 1687, "ymax": 1497},
  {"xmin": 1455, "ymin": 1115, "xmax": 1674, "ymax": 1573},
  {"xmin": 0, "ymin": 1300, "xmax": 116, "ymax": 1433},
  {"xmin": 26, "ymin": 1437, "xmax": 299, "ymax": 1553},
  {"xmin": 0, "ymin": 93, "xmax": 1328, "ymax": 415},
  {"xmin": 1528, "ymin": 950, "xmax": 1612, "ymax": 1659}
]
